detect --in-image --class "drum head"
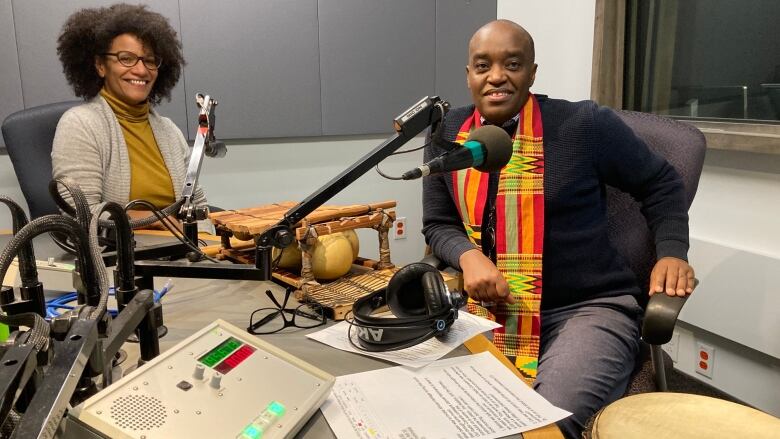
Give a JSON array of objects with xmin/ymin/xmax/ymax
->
[{"xmin": 589, "ymin": 392, "xmax": 780, "ymax": 439}]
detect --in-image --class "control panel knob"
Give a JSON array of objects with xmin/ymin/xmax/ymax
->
[
  {"xmin": 193, "ymin": 364, "xmax": 205, "ymax": 380},
  {"xmin": 210, "ymin": 372, "xmax": 223, "ymax": 389}
]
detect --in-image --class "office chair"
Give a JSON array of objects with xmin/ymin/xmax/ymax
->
[
  {"xmin": 422, "ymin": 109, "xmax": 706, "ymax": 393},
  {"xmin": 609, "ymin": 109, "xmax": 706, "ymax": 393},
  {"xmin": 2, "ymin": 101, "xmax": 81, "ymax": 219}
]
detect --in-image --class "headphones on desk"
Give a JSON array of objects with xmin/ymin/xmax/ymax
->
[{"xmin": 349, "ymin": 263, "xmax": 467, "ymax": 352}]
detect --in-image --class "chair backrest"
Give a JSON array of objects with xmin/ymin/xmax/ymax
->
[
  {"xmin": 607, "ymin": 110, "xmax": 706, "ymax": 305},
  {"xmin": 1, "ymin": 101, "xmax": 81, "ymax": 219}
]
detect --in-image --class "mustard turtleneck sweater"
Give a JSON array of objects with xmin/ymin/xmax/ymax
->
[{"xmin": 100, "ymin": 88, "xmax": 175, "ymax": 209}]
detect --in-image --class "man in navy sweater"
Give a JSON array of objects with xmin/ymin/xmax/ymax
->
[{"xmin": 422, "ymin": 19, "xmax": 695, "ymax": 438}]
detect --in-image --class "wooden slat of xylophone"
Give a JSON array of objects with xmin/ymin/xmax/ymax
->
[
  {"xmin": 211, "ymin": 201, "xmax": 397, "ymax": 240},
  {"xmin": 209, "ymin": 202, "xmax": 296, "ymax": 223},
  {"xmin": 294, "ymin": 201, "xmax": 396, "ymax": 226},
  {"xmin": 210, "ymin": 203, "xmax": 296, "ymax": 240}
]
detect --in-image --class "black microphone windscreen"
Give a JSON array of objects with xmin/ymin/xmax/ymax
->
[{"xmin": 468, "ymin": 125, "xmax": 513, "ymax": 172}]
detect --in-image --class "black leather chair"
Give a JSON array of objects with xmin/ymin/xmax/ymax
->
[
  {"xmin": 1, "ymin": 101, "xmax": 81, "ymax": 219},
  {"xmin": 423, "ymin": 109, "xmax": 706, "ymax": 393}
]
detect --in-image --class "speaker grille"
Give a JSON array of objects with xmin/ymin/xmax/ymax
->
[{"xmin": 109, "ymin": 394, "xmax": 167, "ymax": 431}]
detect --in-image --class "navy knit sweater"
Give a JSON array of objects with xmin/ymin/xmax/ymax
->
[{"xmin": 421, "ymin": 96, "xmax": 689, "ymax": 310}]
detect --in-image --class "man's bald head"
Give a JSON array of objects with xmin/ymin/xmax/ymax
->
[
  {"xmin": 466, "ymin": 20, "xmax": 537, "ymax": 125},
  {"xmin": 469, "ymin": 20, "xmax": 535, "ymax": 64}
]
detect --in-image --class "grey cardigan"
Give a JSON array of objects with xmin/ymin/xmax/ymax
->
[{"xmin": 52, "ymin": 95, "xmax": 207, "ymax": 212}]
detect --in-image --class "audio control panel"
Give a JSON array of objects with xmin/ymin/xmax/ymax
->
[{"xmin": 67, "ymin": 319, "xmax": 334, "ymax": 439}]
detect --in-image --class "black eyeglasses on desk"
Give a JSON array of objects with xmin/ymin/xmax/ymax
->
[{"xmin": 247, "ymin": 288, "xmax": 326, "ymax": 335}]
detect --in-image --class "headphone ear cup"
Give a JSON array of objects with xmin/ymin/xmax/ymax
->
[
  {"xmin": 421, "ymin": 271, "xmax": 448, "ymax": 315},
  {"xmin": 386, "ymin": 263, "xmax": 441, "ymax": 318}
]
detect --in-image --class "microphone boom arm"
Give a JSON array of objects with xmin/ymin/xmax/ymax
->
[
  {"xmin": 255, "ymin": 96, "xmax": 449, "ymax": 279},
  {"xmin": 179, "ymin": 94, "xmax": 221, "ymax": 244}
]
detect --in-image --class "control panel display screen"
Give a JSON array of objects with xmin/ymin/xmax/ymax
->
[{"xmin": 198, "ymin": 337, "xmax": 255, "ymax": 373}]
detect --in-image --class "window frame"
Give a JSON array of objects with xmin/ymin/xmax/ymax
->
[{"xmin": 591, "ymin": 0, "xmax": 780, "ymax": 154}]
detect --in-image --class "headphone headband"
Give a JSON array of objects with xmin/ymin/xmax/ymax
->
[{"xmin": 349, "ymin": 263, "xmax": 466, "ymax": 352}]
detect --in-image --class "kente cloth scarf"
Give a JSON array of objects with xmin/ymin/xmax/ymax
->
[{"xmin": 452, "ymin": 94, "xmax": 544, "ymax": 381}]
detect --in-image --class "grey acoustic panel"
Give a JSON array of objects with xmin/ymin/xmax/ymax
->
[
  {"xmin": 0, "ymin": 0, "xmax": 24, "ymax": 148},
  {"xmin": 12, "ymin": 0, "xmax": 187, "ymax": 134},
  {"xmin": 179, "ymin": 0, "xmax": 321, "ymax": 139},
  {"xmin": 435, "ymin": 0, "xmax": 497, "ymax": 109},
  {"xmin": 319, "ymin": 0, "xmax": 436, "ymax": 135}
]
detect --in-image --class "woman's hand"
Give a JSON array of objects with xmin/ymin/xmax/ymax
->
[{"xmin": 459, "ymin": 249, "xmax": 515, "ymax": 304}]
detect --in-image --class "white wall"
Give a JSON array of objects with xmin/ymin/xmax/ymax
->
[
  {"xmin": 498, "ymin": 0, "xmax": 596, "ymax": 101},
  {"xmin": 674, "ymin": 151, "xmax": 780, "ymax": 414}
]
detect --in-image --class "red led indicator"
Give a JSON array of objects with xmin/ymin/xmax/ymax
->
[{"xmin": 215, "ymin": 345, "xmax": 256, "ymax": 374}]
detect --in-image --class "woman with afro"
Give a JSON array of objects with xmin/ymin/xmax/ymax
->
[{"xmin": 52, "ymin": 3, "xmax": 206, "ymax": 221}]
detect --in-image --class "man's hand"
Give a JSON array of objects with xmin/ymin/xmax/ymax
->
[
  {"xmin": 649, "ymin": 256, "xmax": 695, "ymax": 297},
  {"xmin": 459, "ymin": 249, "xmax": 515, "ymax": 304}
]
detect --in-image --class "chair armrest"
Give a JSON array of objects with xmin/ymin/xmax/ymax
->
[{"xmin": 641, "ymin": 294, "xmax": 688, "ymax": 345}]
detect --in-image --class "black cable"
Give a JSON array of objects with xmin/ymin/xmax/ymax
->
[
  {"xmin": 47, "ymin": 177, "xmax": 185, "ymax": 254},
  {"xmin": 124, "ymin": 199, "xmax": 220, "ymax": 263},
  {"xmin": 0, "ymin": 197, "xmax": 38, "ymax": 287},
  {"xmin": 270, "ymin": 245, "xmax": 283, "ymax": 270},
  {"xmin": 93, "ymin": 202, "xmax": 135, "ymax": 313},
  {"xmin": 374, "ymin": 101, "xmax": 446, "ymax": 181},
  {"xmin": 374, "ymin": 139, "xmax": 433, "ymax": 181},
  {"xmin": 0, "ymin": 215, "xmax": 100, "ymax": 349}
]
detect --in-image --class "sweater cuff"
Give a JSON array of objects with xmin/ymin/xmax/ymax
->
[
  {"xmin": 446, "ymin": 240, "xmax": 478, "ymax": 271},
  {"xmin": 656, "ymin": 239, "xmax": 689, "ymax": 262}
]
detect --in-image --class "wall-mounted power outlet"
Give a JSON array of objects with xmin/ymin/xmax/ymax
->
[
  {"xmin": 663, "ymin": 331, "xmax": 681, "ymax": 363},
  {"xmin": 394, "ymin": 217, "xmax": 407, "ymax": 240},
  {"xmin": 695, "ymin": 342, "xmax": 715, "ymax": 379}
]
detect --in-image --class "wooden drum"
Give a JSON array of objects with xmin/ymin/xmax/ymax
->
[{"xmin": 586, "ymin": 392, "xmax": 780, "ymax": 438}]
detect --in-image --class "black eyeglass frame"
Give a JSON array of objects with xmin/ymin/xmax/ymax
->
[
  {"xmin": 247, "ymin": 288, "xmax": 326, "ymax": 335},
  {"xmin": 101, "ymin": 51, "xmax": 163, "ymax": 70}
]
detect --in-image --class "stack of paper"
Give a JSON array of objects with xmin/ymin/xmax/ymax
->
[{"xmin": 321, "ymin": 352, "xmax": 571, "ymax": 439}]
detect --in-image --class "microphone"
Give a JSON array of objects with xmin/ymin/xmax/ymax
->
[{"xmin": 402, "ymin": 125, "xmax": 513, "ymax": 180}]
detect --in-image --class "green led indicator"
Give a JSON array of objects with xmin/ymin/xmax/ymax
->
[
  {"xmin": 267, "ymin": 401, "xmax": 286, "ymax": 417},
  {"xmin": 240, "ymin": 425, "xmax": 262, "ymax": 439},
  {"xmin": 198, "ymin": 337, "xmax": 243, "ymax": 368}
]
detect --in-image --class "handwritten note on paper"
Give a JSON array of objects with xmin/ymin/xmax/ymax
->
[
  {"xmin": 321, "ymin": 352, "xmax": 571, "ymax": 439},
  {"xmin": 306, "ymin": 312, "xmax": 501, "ymax": 368}
]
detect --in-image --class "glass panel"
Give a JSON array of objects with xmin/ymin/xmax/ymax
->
[{"xmin": 624, "ymin": 0, "xmax": 780, "ymax": 123}]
